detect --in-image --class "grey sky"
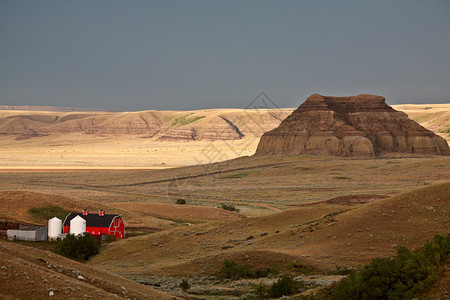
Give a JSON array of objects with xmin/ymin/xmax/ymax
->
[{"xmin": 1, "ymin": 0, "xmax": 449, "ymax": 111}]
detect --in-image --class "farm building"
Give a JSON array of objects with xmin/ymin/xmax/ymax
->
[
  {"xmin": 7, "ymin": 225, "xmax": 48, "ymax": 241},
  {"xmin": 63, "ymin": 209, "xmax": 125, "ymax": 238}
]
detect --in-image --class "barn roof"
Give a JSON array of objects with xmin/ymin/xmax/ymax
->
[{"xmin": 63, "ymin": 213, "xmax": 120, "ymax": 228}]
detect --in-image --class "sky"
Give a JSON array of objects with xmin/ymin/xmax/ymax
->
[{"xmin": 1, "ymin": 1, "xmax": 449, "ymax": 111}]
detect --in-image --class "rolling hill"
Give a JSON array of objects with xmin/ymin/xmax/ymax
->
[
  {"xmin": 0, "ymin": 240, "xmax": 179, "ymax": 299},
  {"xmin": 89, "ymin": 183, "xmax": 449, "ymax": 277},
  {"xmin": 0, "ymin": 103, "xmax": 448, "ymax": 168}
]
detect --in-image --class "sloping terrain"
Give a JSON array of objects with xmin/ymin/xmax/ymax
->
[
  {"xmin": 393, "ymin": 103, "xmax": 450, "ymax": 142},
  {"xmin": 89, "ymin": 183, "xmax": 449, "ymax": 278},
  {"xmin": 0, "ymin": 241, "xmax": 179, "ymax": 299}
]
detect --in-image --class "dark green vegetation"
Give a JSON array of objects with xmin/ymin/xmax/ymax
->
[
  {"xmin": 179, "ymin": 279, "xmax": 191, "ymax": 291},
  {"xmin": 328, "ymin": 265, "xmax": 354, "ymax": 275},
  {"xmin": 270, "ymin": 275, "xmax": 306, "ymax": 298},
  {"xmin": 102, "ymin": 234, "xmax": 115, "ymax": 243},
  {"xmin": 28, "ymin": 205, "xmax": 71, "ymax": 221},
  {"xmin": 221, "ymin": 259, "xmax": 280, "ymax": 279},
  {"xmin": 254, "ymin": 275, "xmax": 307, "ymax": 299},
  {"xmin": 330, "ymin": 234, "xmax": 450, "ymax": 300},
  {"xmin": 54, "ymin": 233, "xmax": 101, "ymax": 262},
  {"xmin": 219, "ymin": 203, "xmax": 240, "ymax": 212},
  {"xmin": 176, "ymin": 199, "xmax": 186, "ymax": 205}
]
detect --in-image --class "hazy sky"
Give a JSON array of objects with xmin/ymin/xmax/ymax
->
[{"xmin": 1, "ymin": 1, "xmax": 449, "ymax": 111}]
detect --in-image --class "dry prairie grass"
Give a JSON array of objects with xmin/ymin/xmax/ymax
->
[
  {"xmin": 0, "ymin": 240, "xmax": 179, "ymax": 299},
  {"xmin": 89, "ymin": 183, "xmax": 449, "ymax": 278},
  {"xmin": 1, "ymin": 155, "xmax": 448, "ymax": 225}
]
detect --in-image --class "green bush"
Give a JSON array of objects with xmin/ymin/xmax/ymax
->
[
  {"xmin": 331, "ymin": 234, "xmax": 450, "ymax": 300},
  {"xmin": 221, "ymin": 259, "xmax": 280, "ymax": 279},
  {"xmin": 219, "ymin": 203, "xmax": 240, "ymax": 212},
  {"xmin": 270, "ymin": 274, "xmax": 305, "ymax": 298},
  {"xmin": 103, "ymin": 234, "xmax": 115, "ymax": 243},
  {"xmin": 180, "ymin": 278, "xmax": 191, "ymax": 291},
  {"xmin": 54, "ymin": 233, "xmax": 101, "ymax": 261},
  {"xmin": 255, "ymin": 282, "xmax": 268, "ymax": 299},
  {"xmin": 221, "ymin": 259, "xmax": 253, "ymax": 279},
  {"xmin": 176, "ymin": 199, "xmax": 186, "ymax": 205},
  {"xmin": 270, "ymin": 262, "xmax": 280, "ymax": 275},
  {"xmin": 329, "ymin": 265, "xmax": 354, "ymax": 275}
]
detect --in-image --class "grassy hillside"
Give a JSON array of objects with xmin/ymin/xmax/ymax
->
[
  {"xmin": 0, "ymin": 241, "xmax": 179, "ymax": 299},
  {"xmin": 89, "ymin": 183, "xmax": 449, "ymax": 278}
]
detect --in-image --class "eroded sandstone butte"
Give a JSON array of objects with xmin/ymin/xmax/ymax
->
[{"xmin": 255, "ymin": 94, "xmax": 449, "ymax": 157}]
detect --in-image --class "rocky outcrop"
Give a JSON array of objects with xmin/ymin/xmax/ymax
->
[{"xmin": 255, "ymin": 94, "xmax": 449, "ymax": 157}]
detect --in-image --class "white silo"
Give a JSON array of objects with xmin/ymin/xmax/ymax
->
[
  {"xmin": 70, "ymin": 215, "xmax": 86, "ymax": 236},
  {"xmin": 48, "ymin": 217, "xmax": 62, "ymax": 240}
]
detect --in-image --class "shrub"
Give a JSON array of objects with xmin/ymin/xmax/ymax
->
[
  {"xmin": 221, "ymin": 259, "xmax": 253, "ymax": 279},
  {"xmin": 331, "ymin": 234, "xmax": 450, "ymax": 300},
  {"xmin": 176, "ymin": 199, "xmax": 186, "ymax": 205},
  {"xmin": 54, "ymin": 233, "xmax": 101, "ymax": 261},
  {"xmin": 221, "ymin": 259, "xmax": 280, "ymax": 279},
  {"xmin": 270, "ymin": 262, "xmax": 280, "ymax": 275},
  {"xmin": 103, "ymin": 234, "xmax": 115, "ymax": 243},
  {"xmin": 255, "ymin": 282, "xmax": 268, "ymax": 299},
  {"xmin": 329, "ymin": 265, "xmax": 354, "ymax": 275},
  {"xmin": 270, "ymin": 274, "xmax": 305, "ymax": 298},
  {"xmin": 180, "ymin": 279, "xmax": 191, "ymax": 291},
  {"xmin": 220, "ymin": 203, "xmax": 240, "ymax": 212}
]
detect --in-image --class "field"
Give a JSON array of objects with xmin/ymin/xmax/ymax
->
[
  {"xmin": 1, "ymin": 155, "xmax": 449, "ymax": 227},
  {"xmin": 0, "ymin": 104, "xmax": 449, "ymax": 298}
]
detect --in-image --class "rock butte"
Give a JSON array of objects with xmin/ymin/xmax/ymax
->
[{"xmin": 255, "ymin": 94, "xmax": 449, "ymax": 157}]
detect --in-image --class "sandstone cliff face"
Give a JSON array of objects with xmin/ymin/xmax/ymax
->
[{"xmin": 255, "ymin": 94, "xmax": 449, "ymax": 157}]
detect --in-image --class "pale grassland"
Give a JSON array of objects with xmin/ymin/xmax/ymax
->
[
  {"xmin": 0, "ymin": 104, "xmax": 447, "ymax": 169},
  {"xmin": 0, "ymin": 134, "xmax": 260, "ymax": 168}
]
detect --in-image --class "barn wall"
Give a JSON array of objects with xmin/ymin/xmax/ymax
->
[{"xmin": 109, "ymin": 217, "xmax": 125, "ymax": 238}]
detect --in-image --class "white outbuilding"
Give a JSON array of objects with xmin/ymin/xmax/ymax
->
[
  {"xmin": 69, "ymin": 215, "xmax": 86, "ymax": 236},
  {"xmin": 7, "ymin": 225, "xmax": 48, "ymax": 241}
]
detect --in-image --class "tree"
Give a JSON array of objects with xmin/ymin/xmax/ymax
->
[{"xmin": 54, "ymin": 233, "xmax": 101, "ymax": 261}]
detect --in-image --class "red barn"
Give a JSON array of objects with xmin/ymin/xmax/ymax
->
[{"xmin": 63, "ymin": 209, "xmax": 125, "ymax": 238}]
